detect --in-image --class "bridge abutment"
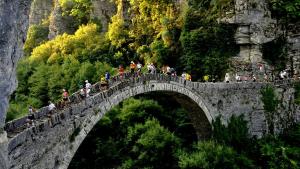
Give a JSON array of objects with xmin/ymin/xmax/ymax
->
[{"xmin": 0, "ymin": 132, "xmax": 9, "ymax": 169}]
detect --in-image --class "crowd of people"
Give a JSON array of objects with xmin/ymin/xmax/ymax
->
[{"xmin": 25, "ymin": 61, "xmax": 296, "ymax": 127}]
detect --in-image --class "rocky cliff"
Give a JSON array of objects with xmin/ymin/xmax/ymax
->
[
  {"xmin": 91, "ymin": 0, "xmax": 116, "ymax": 32},
  {"xmin": 29, "ymin": 0, "xmax": 53, "ymax": 25},
  {"xmin": 0, "ymin": 0, "xmax": 32, "ymax": 168},
  {"xmin": 47, "ymin": 0, "xmax": 116, "ymax": 38},
  {"xmin": 48, "ymin": 0, "xmax": 77, "ymax": 39},
  {"xmin": 222, "ymin": 0, "xmax": 279, "ymax": 75},
  {"xmin": 221, "ymin": 0, "xmax": 300, "ymax": 77}
]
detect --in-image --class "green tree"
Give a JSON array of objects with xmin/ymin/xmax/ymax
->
[
  {"xmin": 117, "ymin": 98, "xmax": 163, "ymax": 128},
  {"xmin": 261, "ymin": 85, "xmax": 280, "ymax": 135},
  {"xmin": 47, "ymin": 64, "xmax": 66, "ymax": 102},
  {"xmin": 253, "ymin": 136, "xmax": 300, "ymax": 169},
  {"xmin": 28, "ymin": 64, "xmax": 50, "ymax": 107},
  {"xmin": 180, "ymin": 0, "xmax": 238, "ymax": 80},
  {"xmin": 178, "ymin": 141, "xmax": 254, "ymax": 169},
  {"xmin": 59, "ymin": 0, "xmax": 92, "ymax": 26},
  {"xmin": 294, "ymin": 82, "xmax": 300, "ymax": 105},
  {"xmin": 107, "ymin": 0, "xmax": 181, "ymax": 65},
  {"xmin": 15, "ymin": 59, "xmax": 33, "ymax": 95},
  {"xmin": 212, "ymin": 115, "xmax": 250, "ymax": 152},
  {"xmin": 123, "ymin": 118, "xmax": 181, "ymax": 169},
  {"xmin": 29, "ymin": 24, "xmax": 106, "ymax": 65},
  {"xmin": 73, "ymin": 61, "xmax": 96, "ymax": 86},
  {"xmin": 268, "ymin": 0, "xmax": 300, "ymax": 22},
  {"xmin": 23, "ymin": 22, "xmax": 49, "ymax": 57}
]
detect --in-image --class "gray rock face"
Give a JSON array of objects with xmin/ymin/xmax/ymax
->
[
  {"xmin": 224, "ymin": 0, "xmax": 279, "ymax": 63},
  {"xmin": 287, "ymin": 29, "xmax": 300, "ymax": 73},
  {"xmin": 29, "ymin": 0, "xmax": 53, "ymax": 25},
  {"xmin": 48, "ymin": 0, "xmax": 77, "ymax": 39},
  {"xmin": 0, "ymin": 0, "xmax": 31, "ymax": 131},
  {"xmin": 0, "ymin": 0, "xmax": 32, "ymax": 168},
  {"xmin": 48, "ymin": 0, "xmax": 117, "ymax": 38},
  {"xmin": 91, "ymin": 0, "xmax": 116, "ymax": 32}
]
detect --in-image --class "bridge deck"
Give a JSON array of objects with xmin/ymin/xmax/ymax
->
[{"xmin": 5, "ymin": 73, "xmax": 293, "ymax": 139}]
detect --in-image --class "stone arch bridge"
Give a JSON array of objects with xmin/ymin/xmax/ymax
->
[{"xmin": 4, "ymin": 73, "xmax": 272, "ymax": 169}]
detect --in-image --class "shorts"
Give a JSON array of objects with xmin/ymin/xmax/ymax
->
[{"xmin": 28, "ymin": 114, "xmax": 34, "ymax": 120}]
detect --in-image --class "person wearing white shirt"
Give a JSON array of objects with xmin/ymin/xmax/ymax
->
[
  {"xmin": 225, "ymin": 73, "xmax": 230, "ymax": 83},
  {"xmin": 85, "ymin": 80, "xmax": 92, "ymax": 97},
  {"xmin": 48, "ymin": 102, "xmax": 56, "ymax": 111},
  {"xmin": 235, "ymin": 74, "xmax": 241, "ymax": 82},
  {"xmin": 181, "ymin": 72, "xmax": 186, "ymax": 80},
  {"xmin": 47, "ymin": 101, "xmax": 56, "ymax": 121}
]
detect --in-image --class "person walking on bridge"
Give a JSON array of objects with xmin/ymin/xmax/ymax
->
[
  {"xmin": 203, "ymin": 75, "xmax": 209, "ymax": 82},
  {"xmin": 186, "ymin": 73, "xmax": 192, "ymax": 81},
  {"xmin": 147, "ymin": 63, "xmax": 152, "ymax": 73},
  {"xmin": 181, "ymin": 71, "xmax": 186, "ymax": 80},
  {"xmin": 130, "ymin": 61, "xmax": 136, "ymax": 74},
  {"xmin": 80, "ymin": 86, "xmax": 87, "ymax": 99},
  {"xmin": 47, "ymin": 101, "xmax": 56, "ymax": 126},
  {"xmin": 136, "ymin": 62, "xmax": 142, "ymax": 76},
  {"xmin": 26, "ymin": 105, "xmax": 35, "ymax": 127},
  {"xmin": 47, "ymin": 101, "xmax": 56, "ymax": 120},
  {"xmin": 119, "ymin": 65, "xmax": 124, "ymax": 79},
  {"xmin": 225, "ymin": 73, "xmax": 230, "ymax": 83},
  {"xmin": 105, "ymin": 72, "xmax": 110, "ymax": 81},
  {"xmin": 85, "ymin": 80, "xmax": 92, "ymax": 97},
  {"xmin": 166, "ymin": 66, "xmax": 171, "ymax": 76},
  {"xmin": 62, "ymin": 89, "xmax": 69, "ymax": 107},
  {"xmin": 150, "ymin": 63, "xmax": 156, "ymax": 74}
]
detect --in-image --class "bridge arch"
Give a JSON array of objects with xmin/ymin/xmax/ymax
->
[{"xmin": 58, "ymin": 77, "xmax": 213, "ymax": 169}]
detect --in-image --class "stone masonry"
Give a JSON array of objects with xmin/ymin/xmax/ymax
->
[{"xmin": 4, "ymin": 74, "xmax": 299, "ymax": 169}]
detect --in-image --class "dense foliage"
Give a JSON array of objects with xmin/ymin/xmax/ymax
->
[
  {"xmin": 8, "ymin": 24, "xmax": 116, "ymax": 121},
  {"xmin": 268, "ymin": 0, "xmax": 300, "ymax": 22},
  {"xmin": 23, "ymin": 21, "xmax": 49, "ymax": 57},
  {"xmin": 107, "ymin": 0, "xmax": 182, "ymax": 66},
  {"xmin": 180, "ymin": 0, "xmax": 238, "ymax": 80},
  {"xmin": 59, "ymin": 0, "xmax": 92, "ymax": 29},
  {"xmin": 178, "ymin": 141, "xmax": 254, "ymax": 169}
]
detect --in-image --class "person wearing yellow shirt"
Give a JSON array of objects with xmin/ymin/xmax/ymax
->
[
  {"xmin": 186, "ymin": 73, "xmax": 192, "ymax": 81},
  {"xmin": 203, "ymin": 75, "xmax": 209, "ymax": 82},
  {"xmin": 100, "ymin": 76, "xmax": 108, "ymax": 90}
]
